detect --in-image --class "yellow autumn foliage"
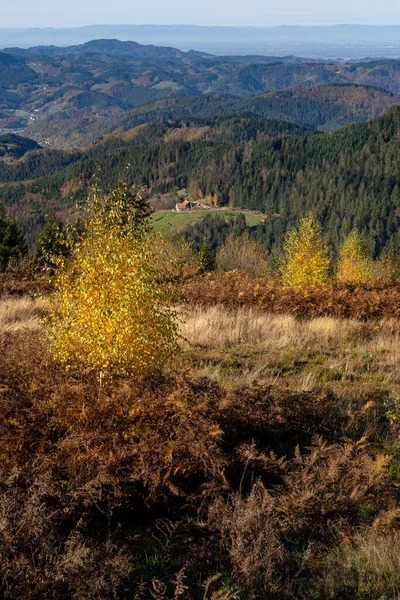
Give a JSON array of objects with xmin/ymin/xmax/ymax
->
[
  {"xmin": 336, "ymin": 229, "xmax": 374, "ymax": 286},
  {"xmin": 281, "ymin": 213, "xmax": 330, "ymax": 289},
  {"xmin": 46, "ymin": 181, "xmax": 179, "ymax": 378}
]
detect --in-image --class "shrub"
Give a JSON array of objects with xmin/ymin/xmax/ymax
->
[
  {"xmin": 372, "ymin": 253, "xmax": 400, "ymax": 286},
  {"xmin": 182, "ymin": 271, "xmax": 400, "ymax": 319},
  {"xmin": 46, "ymin": 181, "xmax": 179, "ymax": 379},
  {"xmin": 209, "ymin": 438, "xmax": 389, "ymax": 593},
  {"xmin": 216, "ymin": 233, "xmax": 270, "ymax": 277},
  {"xmin": 0, "ymin": 333, "xmax": 226, "ymax": 599},
  {"xmin": 336, "ymin": 229, "xmax": 374, "ymax": 286},
  {"xmin": 150, "ymin": 235, "xmax": 202, "ymax": 280},
  {"xmin": 281, "ymin": 213, "xmax": 330, "ymax": 289}
]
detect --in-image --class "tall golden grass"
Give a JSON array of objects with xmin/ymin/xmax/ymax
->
[
  {"xmin": 0, "ymin": 296, "xmax": 46, "ymax": 333},
  {"xmin": 181, "ymin": 304, "xmax": 400, "ymax": 392}
]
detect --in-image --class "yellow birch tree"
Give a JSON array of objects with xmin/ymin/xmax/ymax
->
[
  {"xmin": 281, "ymin": 213, "xmax": 330, "ymax": 289},
  {"xmin": 46, "ymin": 181, "xmax": 179, "ymax": 379}
]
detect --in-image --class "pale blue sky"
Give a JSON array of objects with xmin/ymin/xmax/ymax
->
[{"xmin": 3, "ymin": 0, "xmax": 400, "ymax": 28}]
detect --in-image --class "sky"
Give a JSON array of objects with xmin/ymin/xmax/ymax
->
[{"xmin": 3, "ymin": 0, "xmax": 400, "ymax": 28}]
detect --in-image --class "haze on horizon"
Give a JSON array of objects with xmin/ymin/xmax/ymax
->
[{"xmin": 3, "ymin": 0, "xmax": 400, "ymax": 29}]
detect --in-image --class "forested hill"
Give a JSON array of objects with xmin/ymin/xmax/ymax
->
[
  {"xmin": 25, "ymin": 84, "xmax": 400, "ymax": 148},
  {"xmin": 1, "ymin": 108, "xmax": 400, "ymax": 254},
  {"xmin": 4, "ymin": 39, "xmax": 210, "ymax": 60},
  {"xmin": 109, "ymin": 84, "xmax": 399, "ymax": 136},
  {"xmin": 0, "ymin": 134, "xmax": 40, "ymax": 158}
]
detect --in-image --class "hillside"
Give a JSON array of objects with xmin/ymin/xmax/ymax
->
[
  {"xmin": 1, "ymin": 40, "xmax": 400, "ymax": 146},
  {"xmin": 110, "ymin": 84, "xmax": 399, "ymax": 135},
  {"xmin": 2, "ymin": 235, "xmax": 400, "ymax": 598},
  {"xmin": 240, "ymin": 84, "xmax": 400, "ymax": 131},
  {"xmin": 25, "ymin": 84, "xmax": 400, "ymax": 148},
  {"xmin": 1, "ymin": 107, "xmax": 400, "ymax": 255},
  {"xmin": 0, "ymin": 114, "xmax": 310, "ymax": 244},
  {"xmin": 0, "ymin": 133, "xmax": 41, "ymax": 158}
]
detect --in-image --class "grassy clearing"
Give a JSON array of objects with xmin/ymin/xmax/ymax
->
[
  {"xmin": 152, "ymin": 80, "xmax": 180, "ymax": 90},
  {"xmin": 48, "ymin": 103, "xmax": 65, "ymax": 114},
  {"xmin": 14, "ymin": 110, "xmax": 28, "ymax": 119},
  {"xmin": 3, "ymin": 298, "xmax": 399, "ymax": 395},
  {"xmin": 28, "ymin": 62, "xmax": 44, "ymax": 74},
  {"xmin": 151, "ymin": 209, "xmax": 263, "ymax": 235},
  {"xmin": 181, "ymin": 305, "xmax": 400, "ymax": 393}
]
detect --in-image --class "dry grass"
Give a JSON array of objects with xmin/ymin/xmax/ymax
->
[
  {"xmin": 323, "ymin": 529, "xmax": 400, "ymax": 598},
  {"xmin": 181, "ymin": 305, "xmax": 352, "ymax": 349},
  {"xmin": 0, "ymin": 296, "xmax": 47, "ymax": 333},
  {"xmin": 181, "ymin": 305, "xmax": 400, "ymax": 392},
  {"xmin": 2, "ymin": 297, "xmax": 400, "ymax": 396},
  {"xmin": 0, "ymin": 297, "xmax": 399, "ymax": 599}
]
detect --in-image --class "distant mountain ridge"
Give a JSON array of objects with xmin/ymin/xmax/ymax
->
[
  {"xmin": 4, "ymin": 39, "xmax": 316, "ymax": 65},
  {"xmin": 3, "ymin": 25, "xmax": 400, "ymax": 58},
  {"xmin": 4, "ymin": 39, "xmax": 210, "ymax": 60}
]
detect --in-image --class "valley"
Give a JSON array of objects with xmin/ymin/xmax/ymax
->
[{"xmin": 1, "ymin": 107, "xmax": 400, "ymax": 257}]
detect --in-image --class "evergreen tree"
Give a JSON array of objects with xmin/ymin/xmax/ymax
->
[
  {"xmin": 0, "ymin": 201, "xmax": 27, "ymax": 272},
  {"xmin": 198, "ymin": 242, "xmax": 215, "ymax": 271},
  {"xmin": 35, "ymin": 211, "xmax": 68, "ymax": 271}
]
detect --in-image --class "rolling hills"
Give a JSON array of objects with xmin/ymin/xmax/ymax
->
[{"xmin": 1, "ymin": 40, "xmax": 400, "ymax": 147}]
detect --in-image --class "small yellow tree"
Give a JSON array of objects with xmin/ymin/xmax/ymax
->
[
  {"xmin": 336, "ymin": 229, "xmax": 373, "ymax": 286},
  {"xmin": 281, "ymin": 213, "xmax": 330, "ymax": 289},
  {"xmin": 46, "ymin": 181, "xmax": 179, "ymax": 379}
]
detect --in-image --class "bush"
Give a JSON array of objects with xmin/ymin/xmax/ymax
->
[
  {"xmin": 182, "ymin": 271, "xmax": 400, "ymax": 319},
  {"xmin": 46, "ymin": 181, "xmax": 179, "ymax": 379},
  {"xmin": 210, "ymin": 438, "xmax": 389, "ymax": 593},
  {"xmin": 281, "ymin": 213, "xmax": 330, "ymax": 289},
  {"xmin": 150, "ymin": 235, "xmax": 202, "ymax": 280},
  {"xmin": 0, "ymin": 333, "xmax": 225, "ymax": 599},
  {"xmin": 216, "ymin": 233, "xmax": 270, "ymax": 277},
  {"xmin": 372, "ymin": 253, "xmax": 400, "ymax": 286}
]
